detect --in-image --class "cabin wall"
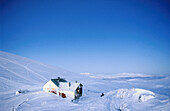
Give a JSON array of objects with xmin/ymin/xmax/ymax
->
[
  {"xmin": 75, "ymin": 85, "xmax": 83, "ymax": 99},
  {"xmin": 60, "ymin": 91, "xmax": 75, "ymax": 99},
  {"xmin": 43, "ymin": 80, "xmax": 59, "ymax": 95}
]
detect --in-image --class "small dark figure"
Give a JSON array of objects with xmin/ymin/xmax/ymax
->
[
  {"xmin": 138, "ymin": 95, "xmax": 142, "ymax": 102},
  {"xmin": 101, "ymin": 93, "xmax": 104, "ymax": 97},
  {"xmin": 18, "ymin": 90, "xmax": 22, "ymax": 93}
]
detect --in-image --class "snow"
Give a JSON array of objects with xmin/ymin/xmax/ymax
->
[
  {"xmin": 0, "ymin": 51, "xmax": 170, "ymax": 111},
  {"xmin": 87, "ymin": 72, "xmax": 152, "ymax": 79},
  {"xmin": 80, "ymin": 72, "xmax": 91, "ymax": 75},
  {"xmin": 116, "ymin": 88, "xmax": 155, "ymax": 102},
  {"xmin": 59, "ymin": 82, "xmax": 80, "ymax": 91}
]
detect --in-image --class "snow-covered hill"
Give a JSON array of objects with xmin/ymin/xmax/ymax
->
[
  {"xmin": 0, "ymin": 51, "xmax": 84, "ymax": 90},
  {"xmin": 0, "ymin": 51, "xmax": 170, "ymax": 111}
]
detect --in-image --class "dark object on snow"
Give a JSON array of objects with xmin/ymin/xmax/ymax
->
[
  {"xmin": 16, "ymin": 89, "xmax": 29, "ymax": 95},
  {"xmin": 138, "ymin": 95, "xmax": 142, "ymax": 102},
  {"xmin": 101, "ymin": 93, "xmax": 104, "ymax": 97}
]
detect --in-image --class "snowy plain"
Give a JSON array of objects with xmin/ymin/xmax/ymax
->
[{"xmin": 0, "ymin": 51, "xmax": 170, "ymax": 111}]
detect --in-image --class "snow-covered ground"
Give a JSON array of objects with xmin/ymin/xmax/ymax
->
[{"xmin": 0, "ymin": 51, "xmax": 170, "ymax": 111}]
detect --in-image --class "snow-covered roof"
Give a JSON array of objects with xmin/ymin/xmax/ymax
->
[
  {"xmin": 59, "ymin": 82, "xmax": 81, "ymax": 91},
  {"xmin": 50, "ymin": 77, "xmax": 81, "ymax": 91}
]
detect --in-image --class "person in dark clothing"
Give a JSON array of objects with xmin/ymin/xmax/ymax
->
[{"xmin": 101, "ymin": 93, "xmax": 104, "ymax": 97}]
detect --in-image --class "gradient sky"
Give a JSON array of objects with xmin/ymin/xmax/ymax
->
[{"xmin": 1, "ymin": 0, "xmax": 170, "ymax": 74}]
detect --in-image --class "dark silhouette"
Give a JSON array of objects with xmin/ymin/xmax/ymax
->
[{"xmin": 101, "ymin": 93, "xmax": 104, "ymax": 97}]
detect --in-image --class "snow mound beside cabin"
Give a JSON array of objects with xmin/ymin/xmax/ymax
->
[
  {"xmin": 105, "ymin": 88, "xmax": 156, "ymax": 110},
  {"xmin": 114, "ymin": 88, "xmax": 155, "ymax": 102},
  {"xmin": 80, "ymin": 88, "xmax": 157, "ymax": 111}
]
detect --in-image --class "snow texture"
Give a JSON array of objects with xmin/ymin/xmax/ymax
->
[{"xmin": 0, "ymin": 51, "xmax": 170, "ymax": 111}]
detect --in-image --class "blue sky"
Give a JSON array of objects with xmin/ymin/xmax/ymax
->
[{"xmin": 1, "ymin": 0, "xmax": 170, "ymax": 74}]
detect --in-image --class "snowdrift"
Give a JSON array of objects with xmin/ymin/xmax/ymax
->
[
  {"xmin": 115, "ymin": 88, "xmax": 155, "ymax": 102},
  {"xmin": 79, "ymin": 88, "xmax": 169, "ymax": 111}
]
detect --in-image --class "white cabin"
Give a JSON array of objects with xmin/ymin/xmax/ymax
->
[{"xmin": 43, "ymin": 77, "xmax": 83, "ymax": 100}]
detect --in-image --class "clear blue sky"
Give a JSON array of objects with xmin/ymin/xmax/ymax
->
[{"xmin": 1, "ymin": 0, "xmax": 170, "ymax": 74}]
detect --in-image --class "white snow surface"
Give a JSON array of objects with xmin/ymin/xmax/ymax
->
[
  {"xmin": 59, "ymin": 82, "xmax": 80, "ymax": 91},
  {"xmin": 88, "ymin": 72, "xmax": 152, "ymax": 78},
  {"xmin": 0, "ymin": 51, "xmax": 170, "ymax": 111}
]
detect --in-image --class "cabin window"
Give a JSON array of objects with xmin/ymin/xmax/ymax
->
[{"xmin": 52, "ymin": 88, "xmax": 55, "ymax": 91}]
